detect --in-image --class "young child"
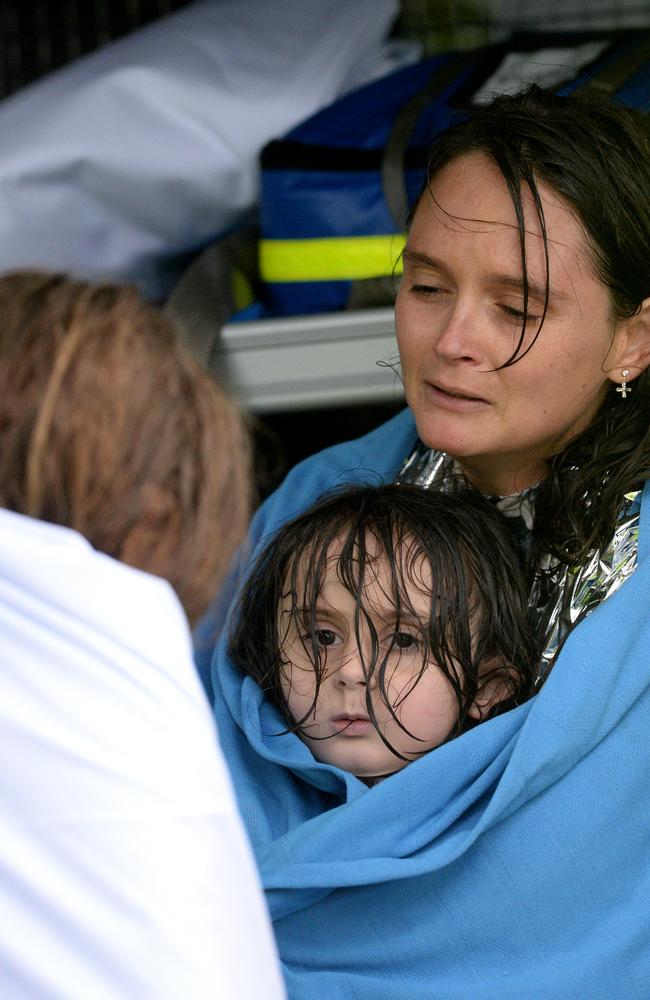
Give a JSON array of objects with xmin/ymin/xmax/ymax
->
[{"xmin": 230, "ymin": 483, "xmax": 537, "ymax": 783}]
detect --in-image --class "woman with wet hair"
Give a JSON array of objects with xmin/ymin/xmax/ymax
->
[
  {"xmin": 396, "ymin": 84, "xmax": 650, "ymax": 673},
  {"xmin": 211, "ymin": 86, "xmax": 650, "ymax": 998},
  {"xmin": 0, "ymin": 272, "xmax": 284, "ymax": 1000}
]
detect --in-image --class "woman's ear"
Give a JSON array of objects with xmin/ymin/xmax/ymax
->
[
  {"xmin": 467, "ymin": 659, "xmax": 515, "ymax": 721},
  {"xmin": 606, "ymin": 296, "xmax": 650, "ymax": 384}
]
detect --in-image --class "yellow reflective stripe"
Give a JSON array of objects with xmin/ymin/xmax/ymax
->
[{"xmin": 260, "ymin": 234, "xmax": 406, "ymax": 283}]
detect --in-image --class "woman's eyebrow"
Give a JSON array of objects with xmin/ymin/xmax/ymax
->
[
  {"xmin": 484, "ymin": 271, "xmax": 570, "ymax": 304},
  {"xmin": 402, "ymin": 249, "xmax": 448, "ymax": 272}
]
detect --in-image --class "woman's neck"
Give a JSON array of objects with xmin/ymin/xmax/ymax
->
[{"xmin": 457, "ymin": 456, "xmax": 549, "ymax": 497}]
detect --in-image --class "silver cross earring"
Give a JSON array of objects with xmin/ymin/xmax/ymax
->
[{"xmin": 616, "ymin": 369, "xmax": 632, "ymax": 399}]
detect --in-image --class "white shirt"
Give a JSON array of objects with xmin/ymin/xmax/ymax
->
[{"xmin": 0, "ymin": 508, "xmax": 285, "ymax": 999}]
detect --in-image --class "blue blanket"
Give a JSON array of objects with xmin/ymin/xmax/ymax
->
[{"xmin": 210, "ymin": 409, "xmax": 650, "ymax": 999}]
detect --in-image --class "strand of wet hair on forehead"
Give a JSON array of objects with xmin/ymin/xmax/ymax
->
[
  {"xmin": 287, "ymin": 515, "xmax": 345, "ymax": 724},
  {"xmin": 342, "ymin": 502, "xmax": 467, "ymax": 746},
  {"xmin": 498, "ymin": 158, "xmax": 550, "ymax": 369}
]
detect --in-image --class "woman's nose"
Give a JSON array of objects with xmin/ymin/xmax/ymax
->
[{"xmin": 433, "ymin": 303, "xmax": 484, "ymax": 365}]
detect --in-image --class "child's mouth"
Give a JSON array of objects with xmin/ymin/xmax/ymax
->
[{"xmin": 332, "ymin": 715, "xmax": 373, "ymax": 736}]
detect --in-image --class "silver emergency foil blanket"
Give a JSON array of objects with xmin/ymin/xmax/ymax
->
[{"xmin": 397, "ymin": 445, "xmax": 640, "ymax": 682}]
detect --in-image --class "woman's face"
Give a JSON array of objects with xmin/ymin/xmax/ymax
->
[{"xmin": 395, "ymin": 152, "xmax": 625, "ymax": 496}]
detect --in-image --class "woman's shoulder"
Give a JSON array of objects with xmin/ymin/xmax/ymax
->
[{"xmin": 257, "ymin": 407, "xmax": 417, "ymax": 536}]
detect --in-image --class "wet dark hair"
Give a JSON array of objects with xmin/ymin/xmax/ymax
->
[
  {"xmin": 230, "ymin": 484, "xmax": 537, "ymax": 759},
  {"xmin": 411, "ymin": 85, "xmax": 650, "ymax": 565}
]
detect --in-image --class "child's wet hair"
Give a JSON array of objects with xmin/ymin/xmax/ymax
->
[{"xmin": 230, "ymin": 483, "xmax": 538, "ymax": 754}]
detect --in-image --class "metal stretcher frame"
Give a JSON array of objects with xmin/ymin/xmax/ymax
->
[{"xmin": 214, "ymin": 307, "xmax": 405, "ymax": 413}]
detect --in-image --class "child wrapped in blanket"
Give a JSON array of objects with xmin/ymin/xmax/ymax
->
[{"xmin": 230, "ymin": 483, "xmax": 537, "ymax": 783}]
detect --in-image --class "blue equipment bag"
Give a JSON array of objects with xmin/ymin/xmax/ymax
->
[{"xmin": 258, "ymin": 31, "xmax": 650, "ymax": 318}]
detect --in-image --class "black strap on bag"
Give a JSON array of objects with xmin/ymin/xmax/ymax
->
[
  {"xmin": 164, "ymin": 226, "xmax": 259, "ymax": 372},
  {"xmin": 380, "ymin": 31, "xmax": 650, "ymax": 234},
  {"xmin": 344, "ymin": 50, "xmax": 507, "ymax": 309},
  {"xmin": 380, "ymin": 50, "xmax": 483, "ymax": 230}
]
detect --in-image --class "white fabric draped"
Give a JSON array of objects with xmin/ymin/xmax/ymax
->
[
  {"xmin": 0, "ymin": 0, "xmax": 399, "ymax": 300},
  {"xmin": 0, "ymin": 507, "xmax": 285, "ymax": 999}
]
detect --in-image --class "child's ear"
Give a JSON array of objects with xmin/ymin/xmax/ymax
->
[{"xmin": 467, "ymin": 659, "xmax": 515, "ymax": 721}]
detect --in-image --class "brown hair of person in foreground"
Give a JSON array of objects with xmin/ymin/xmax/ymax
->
[{"xmin": 0, "ymin": 270, "xmax": 251, "ymax": 625}]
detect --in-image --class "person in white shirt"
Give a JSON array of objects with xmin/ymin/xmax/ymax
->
[{"xmin": 0, "ymin": 271, "xmax": 285, "ymax": 1000}]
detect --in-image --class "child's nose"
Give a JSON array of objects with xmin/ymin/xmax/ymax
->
[{"xmin": 334, "ymin": 651, "xmax": 375, "ymax": 688}]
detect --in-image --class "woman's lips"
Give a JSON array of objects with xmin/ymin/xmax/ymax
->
[{"xmin": 424, "ymin": 382, "xmax": 490, "ymax": 412}]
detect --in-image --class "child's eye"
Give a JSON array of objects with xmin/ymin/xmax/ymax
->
[
  {"xmin": 393, "ymin": 631, "xmax": 419, "ymax": 650},
  {"xmin": 314, "ymin": 628, "xmax": 339, "ymax": 647}
]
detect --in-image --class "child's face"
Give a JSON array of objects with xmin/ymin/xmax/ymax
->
[{"xmin": 279, "ymin": 544, "xmax": 461, "ymax": 781}]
